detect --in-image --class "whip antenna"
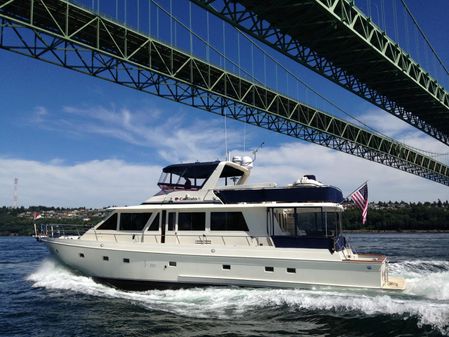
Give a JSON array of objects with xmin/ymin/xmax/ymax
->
[{"xmin": 252, "ymin": 142, "xmax": 264, "ymax": 162}]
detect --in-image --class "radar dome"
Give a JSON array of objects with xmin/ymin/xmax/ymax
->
[
  {"xmin": 241, "ymin": 156, "xmax": 254, "ymax": 169},
  {"xmin": 232, "ymin": 156, "xmax": 242, "ymax": 165}
]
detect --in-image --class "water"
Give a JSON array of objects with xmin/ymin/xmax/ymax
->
[{"xmin": 1, "ymin": 233, "xmax": 449, "ymax": 336}]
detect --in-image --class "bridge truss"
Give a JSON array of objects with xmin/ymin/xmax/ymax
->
[
  {"xmin": 0, "ymin": 0, "xmax": 448, "ymax": 185},
  {"xmin": 192, "ymin": 0, "xmax": 449, "ymax": 146}
]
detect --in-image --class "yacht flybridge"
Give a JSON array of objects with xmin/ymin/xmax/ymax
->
[{"xmin": 37, "ymin": 156, "xmax": 405, "ymax": 291}]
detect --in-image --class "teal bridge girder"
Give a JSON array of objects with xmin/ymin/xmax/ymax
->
[
  {"xmin": 0, "ymin": 0, "xmax": 448, "ymax": 186},
  {"xmin": 191, "ymin": 0, "xmax": 449, "ymax": 146}
]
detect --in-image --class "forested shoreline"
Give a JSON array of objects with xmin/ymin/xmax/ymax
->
[
  {"xmin": 1, "ymin": 201, "xmax": 448, "ymax": 236},
  {"xmin": 343, "ymin": 200, "xmax": 449, "ymax": 231},
  {"xmin": 0, "ymin": 206, "xmax": 104, "ymax": 236}
]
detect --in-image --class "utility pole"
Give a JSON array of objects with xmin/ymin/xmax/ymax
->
[{"xmin": 13, "ymin": 177, "xmax": 18, "ymax": 208}]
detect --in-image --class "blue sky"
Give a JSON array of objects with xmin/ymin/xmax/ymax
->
[{"xmin": 1, "ymin": 0, "xmax": 449, "ymax": 207}]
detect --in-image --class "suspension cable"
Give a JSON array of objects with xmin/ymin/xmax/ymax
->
[
  {"xmin": 149, "ymin": 0, "xmax": 263, "ymax": 86},
  {"xmin": 149, "ymin": 1, "xmax": 448, "ymax": 159},
  {"xmin": 399, "ymin": 0, "xmax": 449, "ymax": 78}
]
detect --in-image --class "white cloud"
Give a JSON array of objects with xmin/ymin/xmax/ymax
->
[
  {"xmin": 6, "ymin": 104, "xmax": 446, "ymax": 207},
  {"xmin": 32, "ymin": 106, "xmax": 48, "ymax": 123},
  {"xmin": 358, "ymin": 109, "xmax": 413, "ymax": 136},
  {"xmin": 1, "ymin": 142, "xmax": 447, "ymax": 209},
  {"xmin": 358, "ymin": 109, "xmax": 449, "ymax": 155},
  {"xmin": 0, "ymin": 158, "xmax": 161, "ymax": 208},
  {"xmin": 249, "ymin": 142, "xmax": 449, "ymax": 202},
  {"xmin": 35, "ymin": 105, "xmax": 240, "ymax": 163}
]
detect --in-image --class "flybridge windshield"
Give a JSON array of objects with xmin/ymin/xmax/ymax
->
[
  {"xmin": 158, "ymin": 172, "xmax": 206, "ymax": 191},
  {"xmin": 158, "ymin": 161, "xmax": 245, "ymax": 191}
]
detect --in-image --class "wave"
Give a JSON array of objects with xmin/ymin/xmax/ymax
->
[
  {"xmin": 390, "ymin": 260, "xmax": 449, "ymax": 276},
  {"xmin": 27, "ymin": 259, "xmax": 449, "ymax": 335},
  {"xmin": 390, "ymin": 260, "xmax": 449, "ymax": 301}
]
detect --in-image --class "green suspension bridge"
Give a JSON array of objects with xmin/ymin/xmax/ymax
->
[{"xmin": 0, "ymin": 0, "xmax": 449, "ymax": 186}]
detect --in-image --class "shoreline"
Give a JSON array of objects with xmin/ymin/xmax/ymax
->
[
  {"xmin": 2, "ymin": 229, "xmax": 449, "ymax": 237},
  {"xmin": 343, "ymin": 229, "xmax": 449, "ymax": 233}
]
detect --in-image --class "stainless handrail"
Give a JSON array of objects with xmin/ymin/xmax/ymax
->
[
  {"xmin": 36, "ymin": 224, "xmax": 276, "ymax": 247},
  {"xmin": 34, "ymin": 223, "xmax": 93, "ymax": 240}
]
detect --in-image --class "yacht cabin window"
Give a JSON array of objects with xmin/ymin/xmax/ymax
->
[
  {"xmin": 119, "ymin": 213, "xmax": 152, "ymax": 231},
  {"xmin": 210, "ymin": 212, "xmax": 249, "ymax": 231},
  {"xmin": 326, "ymin": 212, "xmax": 340, "ymax": 237},
  {"xmin": 299, "ymin": 211, "xmax": 324, "ymax": 236},
  {"xmin": 178, "ymin": 212, "xmax": 206, "ymax": 231},
  {"xmin": 97, "ymin": 213, "xmax": 118, "ymax": 230},
  {"xmin": 274, "ymin": 208, "xmax": 340, "ymax": 237},
  {"xmin": 147, "ymin": 213, "xmax": 160, "ymax": 231}
]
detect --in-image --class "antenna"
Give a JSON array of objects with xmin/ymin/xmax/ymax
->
[
  {"xmin": 13, "ymin": 177, "xmax": 18, "ymax": 208},
  {"xmin": 252, "ymin": 142, "xmax": 264, "ymax": 162},
  {"xmin": 243, "ymin": 123, "xmax": 246, "ymax": 153},
  {"xmin": 224, "ymin": 113, "xmax": 229, "ymax": 160}
]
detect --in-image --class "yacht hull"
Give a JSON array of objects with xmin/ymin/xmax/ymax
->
[{"xmin": 42, "ymin": 238, "xmax": 400, "ymax": 291}]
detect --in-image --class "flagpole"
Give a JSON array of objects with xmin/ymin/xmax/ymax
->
[
  {"xmin": 33, "ymin": 212, "xmax": 43, "ymax": 239},
  {"xmin": 344, "ymin": 180, "xmax": 368, "ymax": 200}
]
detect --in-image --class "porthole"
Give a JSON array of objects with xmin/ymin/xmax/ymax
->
[
  {"xmin": 123, "ymin": 258, "xmax": 130, "ymax": 263},
  {"xmin": 265, "ymin": 266, "xmax": 274, "ymax": 272},
  {"xmin": 287, "ymin": 268, "xmax": 296, "ymax": 273},
  {"xmin": 169, "ymin": 261, "xmax": 177, "ymax": 267},
  {"xmin": 79, "ymin": 253, "xmax": 85, "ymax": 258},
  {"xmin": 222, "ymin": 264, "xmax": 231, "ymax": 270},
  {"xmin": 103, "ymin": 256, "xmax": 109, "ymax": 261}
]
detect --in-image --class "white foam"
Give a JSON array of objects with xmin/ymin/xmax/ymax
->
[
  {"xmin": 27, "ymin": 259, "xmax": 449, "ymax": 335},
  {"xmin": 27, "ymin": 259, "xmax": 120, "ymax": 297},
  {"xmin": 389, "ymin": 260, "xmax": 449, "ymax": 301},
  {"xmin": 390, "ymin": 260, "xmax": 449, "ymax": 276}
]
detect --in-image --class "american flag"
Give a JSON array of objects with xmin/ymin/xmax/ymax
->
[{"xmin": 350, "ymin": 183, "xmax": 368, "ymax": 224}]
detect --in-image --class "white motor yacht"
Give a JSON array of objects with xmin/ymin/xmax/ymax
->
[{"xmin": 37, "ymin": 156, "xmax": 405, "ymax": 291}]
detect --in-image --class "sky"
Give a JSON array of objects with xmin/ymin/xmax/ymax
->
[{"xmin": 1, "ymin": 0, "xmax": 449, "ymax": 208}]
